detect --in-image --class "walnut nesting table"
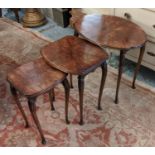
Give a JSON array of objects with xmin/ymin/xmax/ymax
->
[
  {"xmin": 7, "ymin": 58, "xmax": 70, "ymax": 144},
  {"xmin": 73, "ymin": 14, "xmax": 147, "ymax": 104},
  {"xmin": 41, "ymin": 36, "xmax": 108, "ymax": 125}
]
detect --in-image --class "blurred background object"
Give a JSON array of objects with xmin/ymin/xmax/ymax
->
[
  {"xmin": 0, "ymin": 8, "xmax": 20, "ymax": 22},
  {"xmin": 22, "ymin": 8, "xmax": 46, "ymax": 27}
]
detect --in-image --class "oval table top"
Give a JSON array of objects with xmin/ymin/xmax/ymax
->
[
  {"xmin": 41, "ymin": 36, "xmax": 108, "ymax": 75},
  {"xmin": 74, "ymin": 14, "xmax": 147, "ymax": 50}
]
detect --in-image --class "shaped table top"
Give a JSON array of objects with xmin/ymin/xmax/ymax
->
[
  {"xmin": 41, "ymin": 36, "xmax": 108, "ymax": 75},
  {"xmin": 74, "ymin": 14, "xmax": 147, "ymax": 50}
]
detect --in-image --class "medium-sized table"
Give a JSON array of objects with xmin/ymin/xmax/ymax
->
[{"xmin": 41, "ymin": 36, "xmax": 108, "ymax": 125}]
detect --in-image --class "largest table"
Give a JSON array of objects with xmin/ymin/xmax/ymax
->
[{"xmin": 73, "ymin": 13, "xmax": 147, "ymax": 104}]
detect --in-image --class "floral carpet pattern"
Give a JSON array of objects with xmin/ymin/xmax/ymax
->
[{"xmin": 0, "ymin": 18, "xmax": 155, "ymax": 146}]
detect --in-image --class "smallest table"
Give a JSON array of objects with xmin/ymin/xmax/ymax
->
[{"xmin": 41, "ymin": 36, "xmax": 108, "ymax": 125}]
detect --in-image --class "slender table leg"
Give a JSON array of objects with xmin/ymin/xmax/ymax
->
[
  {"xmin": 97, "ymin": 62, "xmax": 108, "ymax": 110},
  {"xmin": 78, "ymin": 75, "xmax": 85, "ymax": 125},
  {"xmin": 49, "ymin": 88, "xmax": 55, "ymax": 111},
  {"xmin": 69, "ymin": 30, "xmax": 79, "ymax": 89},
  {"xmin": 69, "ymin": 74, "xmax": 74, "ymax": 88},
  {"xmin": 10, "ymin": 85, "xmax": 29, "ymax": 128},
  {"xmin": 62, "ymin": 78, "xmax": 70, "ymax": 124},
  {"xmin": 115, "ymin": 50, "xmax": 126, "ymax": 104},
  {"xmin": 28, "ymin": 97, "xmax": 46, "ymax": 145},
  {"xmin": 132, "ymin": 45, "xmax": 145, "ymax": 89}
]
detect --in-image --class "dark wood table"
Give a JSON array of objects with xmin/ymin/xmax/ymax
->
[
  {"xmin": 7, "ymin": 58, "xmax": 70, "ymax": 144},
  {"xmin": 73, "ymin": 14, "xmax": 147, "ymax": 104},
  {"xmin": 41, "ymin": 36, "xmax": 108, "ymax": 125}
]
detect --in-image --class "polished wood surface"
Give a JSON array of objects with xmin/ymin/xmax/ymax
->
[
  {"xmin": 7, "ymin": 58, "xmax": 70, "ymax": 144},
  {"xmin": 72, "ymin": 13, "xmax": 147, "ymax": 104},
  {"xmin": 41, "ymin": 36, "xmax": 108, "ymax": 75},
  {"xmin": 7, "ymin": 58, "xmax": 65, "ymax": 97},
  {"xmin": 74, "ymin": 14, "xmax": 147, "ymax": 50},
  {"xmin": 41, "ymin": 36, "xmax": 108, "ymax": 125}
]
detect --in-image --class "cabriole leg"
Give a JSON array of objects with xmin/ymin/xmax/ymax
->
[
  {"xmin": 132, "ymin": 45, "xmax": 145, "ymax": 89},
  {"xmin": 78, "ymin": 75, "xmax": 85, "ymax": 125},
  {"xmin": 97, "ymin": 62, "xmax": 107, "ymax": 110},
  {"xmin": 62, "ymin": 78, "xmax": 70, "ymax": 124},
  {"xmin": 115, "ymin": 50, "xmax": 126, "ymax": 104},
  {"xmin": 28, "ymin": 97, "xmax": 46, "ymax": 145},
  {"xmin": 10, "ymin": 84, "xmax": 29, "ymax": 128}
]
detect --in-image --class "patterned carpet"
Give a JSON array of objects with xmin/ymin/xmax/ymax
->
[{"xmin": 0, "ymin": 18, "xmax": 155, "ymax": 146}]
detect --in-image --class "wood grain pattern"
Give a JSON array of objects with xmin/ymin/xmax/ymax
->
[
  {"xmin": 41, "ymin": 36, "xmax": 108, "ymax": 76},
  {"xmin": 72, "ymin": 13, "xmax": 147, "ymax": 104},
  {"xmin": 7, "ymin": 58, "xmax": 66, "ymax": 97},
  {"xmin": 7, "ymin": 58, "xmax": 70, "ymax": 144},
  {"xmin": 41, "ymin": 36, "xmax": 108, "ymax": 125},
  {"xmin": 74, "ymin": 14, "xmax": 147, "ymax": 50}
]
